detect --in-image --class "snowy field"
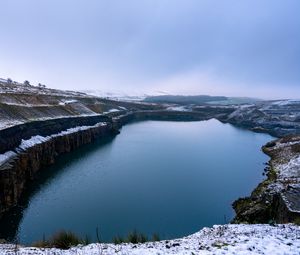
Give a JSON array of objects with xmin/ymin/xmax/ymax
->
[{"xmin": 0, "ymin": 224, "xmax": 299, "ymax": 255}]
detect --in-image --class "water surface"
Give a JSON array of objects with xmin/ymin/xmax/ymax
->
[{"xmin": 3, "ymin": 120, "xmax": 273, "ymax": 243}]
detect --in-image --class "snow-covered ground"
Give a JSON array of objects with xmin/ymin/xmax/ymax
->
[
  {"xmin": 0, "ymin": 224, "xmax": 299, "ymax": 255},
  {"xmin": 0, "ymin": 79, "xmax": 87, "ymax": 97}
]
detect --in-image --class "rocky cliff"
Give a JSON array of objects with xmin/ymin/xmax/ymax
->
[
  {"xmin": 226, "ymin": 101, "xmax": 300, "ymax": 137},
  {"xmin": 233, "ymin": 135, "xmax": 300, "ymax": 224},
  {"xmin": 0, "ymin": 115, "xmax": 112, "ymax": 154}
]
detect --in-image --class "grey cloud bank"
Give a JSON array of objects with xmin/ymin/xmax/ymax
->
[{"xmin": 0, "ymin": 0, "xmax": 299, "ymax": 99}]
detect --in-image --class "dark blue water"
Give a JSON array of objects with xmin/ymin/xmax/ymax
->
[{"xmin": 14, "ymin": 119, "xmax": 273, "ymax": 243}]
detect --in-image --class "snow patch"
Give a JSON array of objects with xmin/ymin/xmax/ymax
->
[
  {"xmin": 277, "ymin": 155, "xmax": 300, "ymax": 181},
  {"xmin": 19, "ymin": 136, "xmax": 50, "ymax": 150},
  {"xmin": 102, "ymin": 109, "xmax": 121, "ymax": 114},
  {"xmin": 17, "ymin": 122, "xmax": 108, "ymax": 151},
  {"xmin": 275, "ymin": 140, "xmax": 300, "ymax": 149},
  {"xmin": 0, "ymin": 151, "xmax": 17, "ymax": 167},
  {"xmin": 271, "ymin": 100, "xmax": 300, "ymax": 106},
  {"xmin": 0, "ymin": 114, "xmax": 103, "ymax": 131},
  {"xmin": 166, "ymin": 105, "xmax": 190, "ymax": 111},
  {"xmin": 59, "ymin": 100, "xmax": 78, "ymax": 106},
  {"xmin": 108, "ymin": 109, "xmax": 120, "ymax": 113}
]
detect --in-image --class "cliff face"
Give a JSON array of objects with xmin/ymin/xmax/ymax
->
[
  {"xmin": 232, "ymin": 135, "xmax": 300, "ymax": 224},
  {"xmin": 0, "ymin": 115, "xmax": 111, "ymax": 154},
  {"xmin": 111, "ymin": 110, "xmax": 218, "ymax": 131},
  {"xmin": 0, "ymin": 122, "xmax": 116, "ymax": 217}
]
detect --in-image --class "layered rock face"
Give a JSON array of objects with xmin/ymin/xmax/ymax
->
[
  {"xmin": 233, "ymin": 135, "xmax": 300, "ymax": 224},
  {"xmin": 0, "ymin": 122, "xmax": 116, "ymax": 217},
  {"xmin": 0, "ymin": 115, "xmax": 111, "ymax": 154}
]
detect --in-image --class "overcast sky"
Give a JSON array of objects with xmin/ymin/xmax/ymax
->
[{"xmin": 0, "ymin": 0, "xmax": 299, "ymax": 99}]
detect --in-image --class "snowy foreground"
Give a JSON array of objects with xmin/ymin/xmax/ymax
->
[{"xmin": 1, "ymin": 224, "xmax": 300, "ymax": 255}]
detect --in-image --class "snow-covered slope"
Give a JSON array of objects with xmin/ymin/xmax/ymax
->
[
  {"xmin": 226, "ymin": 100, "xmax": 300, "ymax": 137},
  {"xmin": 0, "ymin": 224, "xmax": 299, "ymax": 255},
  {"xmin": 0, "ymin": 79, "xmax": 86, "ymax": 97},
  {"xmin": 81, "ymin": 89, "xmax": 147, "ymax": 101},
  {"xmin": 0, "ymin": 80, "xmax": 158, "ymax": 130}
]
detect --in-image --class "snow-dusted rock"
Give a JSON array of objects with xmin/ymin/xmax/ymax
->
[{"xmin": 233, "ymin": 135, "xmax": 300, "ymax": 223}]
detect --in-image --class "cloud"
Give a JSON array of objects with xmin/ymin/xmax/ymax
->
[
  {"xmin": 0, "ymin": 0, "xmax": 299, "ymax": 98},
  {"xmin": 143, "ymin": 68, "xmax": 300, "ymax": 99}
]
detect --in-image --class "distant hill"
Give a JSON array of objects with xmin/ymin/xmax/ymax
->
[
  {"xmin": 143, "ymin": 95, "xmax": 228, "ymax": 105},
  {"xmin": 143, "ymin": 95, "xmax": 261, "ymax": 105}
]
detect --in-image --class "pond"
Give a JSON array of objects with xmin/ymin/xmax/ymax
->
[{"xmin": 0, "ymin": 119, "xmax": 273, "ymax": 243}]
